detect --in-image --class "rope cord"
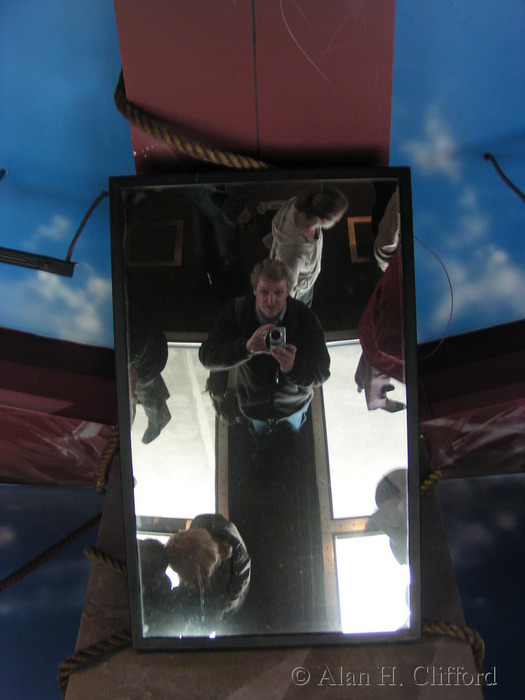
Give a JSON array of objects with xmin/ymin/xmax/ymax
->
[
  {"xmin": 94, "ymin": 425, "xmax": 119, "ymax": 493},
  {"xmin": 418, "ymin": 474, "xmax": 485, "ymax": 673},
  {"xmin": 57, "ymin": 534, "xmax": 484, "ymax": 694},
  {"xmin": 422, "ymin": 620, "xmax": 485, "ymax": 674},
  {"xmin": 420, "ymin": 469, "xmax": 442, "ymax": 494},
  {"xmin": 57, "ymin": 631, "xmax": 132, "ymax": 697},
  {"xmin": 0, "ymin": 513, "xmax": 101, "ymax": 594},
  {"xmin": 56, "ymin": 619, "xmax": 484, "ymax": 694},
  {"xmin": 84, "ymin": 546, "xmax": 127, "ymax": 577},
  {"xmin": 56, "ymin": 547, "xmax": 129, "ymax": 696},
  {"xmin": 113, "ymin": 70, "xmax": 270, "ymax": 171}
]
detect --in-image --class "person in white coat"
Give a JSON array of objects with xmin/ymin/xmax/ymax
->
[{"xmin": 264, "ymin": 187, "xmax": 348, "ymax": 307}]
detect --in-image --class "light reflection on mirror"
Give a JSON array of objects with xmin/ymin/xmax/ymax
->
[
  {"xmin": 336, "ymin": 534, "xmax": 411, "ymax": 634},
  {"xmin": 131, "ymin": 345, "xmax": 216, "ymax": 518},
  {"xmin": 323, "ymin": 341, "xmax": 407, "ymax": 518},
  {"xmin": 112, "ymin": 171, "xmax": 419, "ymax": 648}
]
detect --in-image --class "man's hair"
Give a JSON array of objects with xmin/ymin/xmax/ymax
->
[
  {"xmin": 165, "ymin": 528, "xmax": 232, "ymax": 591},
  {"xmin": 250, "ymin": 258, "xmax": 294, "ymax": 291},
  {"xmin": 296, "ymin": 186, "xmax": 348, "ymax": 221}
]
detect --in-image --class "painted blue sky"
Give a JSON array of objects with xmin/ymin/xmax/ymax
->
[
  {"xmin": 0, "ymin": 484, "xmax": 104, "ymax": 700},
  {"xmin": 391, "ymin": 1, "xmax": 525, "ymax": 342},
  {"xmin": 0, "ymin": 1, "xmax": 524, "ymax": 347},
  {"xmin": 0, "ymin": 0, "xmax": 134, "ymax": 348}
]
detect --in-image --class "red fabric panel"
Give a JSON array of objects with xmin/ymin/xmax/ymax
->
[
  {"xmin": 0, "ymin": 406, "xmax": 114, "ymax": 485},
  {"xmin": 254, "ymin": 0, "xmax": 394, "ymax": 163},
  {"xmin": 418, "ymin": 352, "xmax": 525, "ymax": 422},
  {"xmin": 114, "ymin": 0, "xmax": 258, "ymax": 164},
  {"xmin": 420, "ymin": 399, "xmax": 525, "ymax": 477},
  {"xmin": 0, "ymin": 327, "xmax": 117, "ymax": 425},
  {"xmin": 113, "ymin": 0, "xmax": 394, "ymax": 171},
  {"xmin": 418, "ymin": 320, "xmax": 525, "ymax": 476},
  {"xmin": 358, "ymin": 250, "xmax": 404, "ymax": 383},
  {"xmin": 0, "ymin": 327, "xmax": 117, "ymax": 485}
]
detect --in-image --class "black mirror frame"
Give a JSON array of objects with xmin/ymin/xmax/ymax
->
[{"xmin": 109, "ymin": 166, "xmax": 420, "ymax": 651}]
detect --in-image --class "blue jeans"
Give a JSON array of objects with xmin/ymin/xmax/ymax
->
[{"xmin": 249, "ymin": 408, "xmax": 307, "ymax": 438}]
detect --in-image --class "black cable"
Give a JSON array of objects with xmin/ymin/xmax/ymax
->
[
  {"xmin": 66, "ymin": 189, "xmax": 108, "ymax": 262},
  {"xmin": 415, "ymin": 235, "xmax": 454, "ymax": 362},
  {"xmin": 417, "ymin": 152, "xmax": 523, "ymax": 361},
  {"xmin": 483, "ymin": 152, "xmax": 525, "ymax": 204}
]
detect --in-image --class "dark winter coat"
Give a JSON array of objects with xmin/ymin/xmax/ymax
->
[{"xmin": 199, "ymin": 295, "xmax": 330, "ymax": 421}]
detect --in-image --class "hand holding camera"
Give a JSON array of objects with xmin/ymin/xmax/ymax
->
[
  {"xmin": 246, "ymin": 325, "xmax": 295, "ymax": 372},
  {"xmin": 265, "ymin": 326, "xmax": 286, "ymax": 348},
  {"xmin": 246, "ymin": 323, "xmax": 276, "ymax": 355},
  {"xmin": 264, "ymin": 326, "xmax": 296, "ymax": 373},
  {"xmin": 270, "ymin": 341, "xmax": 297, "ymax": 374}
]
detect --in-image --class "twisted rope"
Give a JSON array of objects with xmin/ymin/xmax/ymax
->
[
  {"xmin": 57, "ymin": 549, "xmax": 486, "ymax": 694},
  {"xmin": 56, "ymin": 619, "xmax": 485, "ymax": 695},
  {"xmin": 56, "ymin": 547, "xmax": 129, "ymax": 696},
  {"xmin": 114, "ymin": 70, "xmax": 270, "ymax": 171},
  {"xmin": 422, "ymin": 620, "xmax": 485, "ymax": 674},
  {"xmin": 418, "ymin": 477, "xmax": 485, "ymax": 674},
  {"xmin": 57, "ymin": 630, "xmax": 132, "ymax": 697},
  {"xmin": 84, "ymin": 546, "xmax": 127, "ymax": 577},
  {"xmin": 94, "ymin": 425, "xmax": 119, "ymax": 493},
  {"xmin": 420, "ymin": 468, "xmax": 442, "ymax": 494},
  {"xmin": 0, "ymin": 514, "xmax": 101, "ymax": 594}
]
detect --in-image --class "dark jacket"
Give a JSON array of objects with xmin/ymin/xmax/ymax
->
[
  {"xmin": 190, "ymin": 513, "xmax": 251, "ymax": 619},
  {"xmin": 168, "ymin": 513, "xmax": 251, "ymax": 634},
  {"xmin": 199, "ymin": 295, "xmax": 330, "ymax": 421}
]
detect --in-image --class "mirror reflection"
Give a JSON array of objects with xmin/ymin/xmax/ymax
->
[{"xmin": 113, "ymin": 171, "xmax": 417, "ymax": 646}]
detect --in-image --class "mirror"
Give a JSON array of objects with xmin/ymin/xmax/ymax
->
[{"xmin": 110, "ymin": 167, "xmax": 420, "ymax": 650}]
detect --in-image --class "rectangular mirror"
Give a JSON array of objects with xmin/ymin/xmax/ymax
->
[{"xmin": 109, "ymin": 167, "xmax": 420, "ymax": 650}]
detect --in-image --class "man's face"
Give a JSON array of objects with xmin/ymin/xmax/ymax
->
[{"xmin": 254, "ymin": 276, "xmax": 289, "ymax": 322}]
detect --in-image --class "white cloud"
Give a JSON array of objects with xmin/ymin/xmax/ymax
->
[
  {"xmin": 438, "ymin": 476, "xmax": 525, "ymax": 574},
  {"xmin": 458, "ymin": 186, "xmax": 477, "ymax": 208},
  {"xmin": 87, "ymin": 275, "xmax": 112, "ymax": 304},
  {"xmin": 0, "ymin": 268, "xmax": 113, "ymax": 346},
  {"xmin": 0, "ymin": 526, "xmax": 16, "ymax": 547},
  {"xmin": 402, "ymin": 106, "xmax": 461, "ymax": 181},
  {"xmin": 446, "ymin": 520, "xmax": 496, "ymax": 569},
  {"xmin": 406, "ymin": 107, "xmax": 524, "ymax": 338},
  {"xmin": 432, "ymin": 244, "xmax": 525, "ymax": 328},
  {"xmin": 33, "ymin": 213, "xmax": 73, "ymax": 243},
  {"xmin": 458, "ymin": 211, "xmax": 489, "ymax": 243},
  {"xmin": 33, "ymin": 271, "xmax": 111, "ymax": 341},
  {"xmin": 445, "ymin": 185, "xmax": 491, "ymax": 249},
  {"xmin": 495, "ymin": 511, "xmax": 519, "ymax": 532}
]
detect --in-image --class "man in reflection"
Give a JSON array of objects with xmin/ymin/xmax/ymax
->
[
  {"xmin": 199, "ymin": 258, "xmax": 330, "ymax": 453},
  {"xmin": 138, "ymin": 513, "xmax": 251, "ymax": 636}
]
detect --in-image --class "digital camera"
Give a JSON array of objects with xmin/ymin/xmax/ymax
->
[{"xmin": 266, "ymin": 326, "xmax": 286, "ymax": 348}]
